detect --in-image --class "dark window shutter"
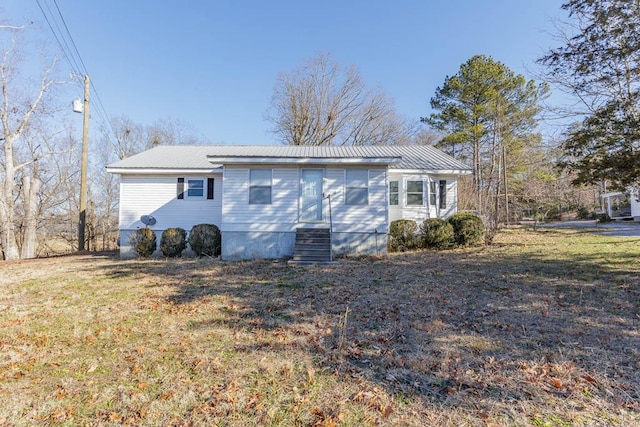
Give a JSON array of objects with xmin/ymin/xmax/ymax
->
[
  {"xmin": 177, "ymin": 177, "xmax": 184, "ymax": 199},
  {"xmin": 439, "ymin": 180, "xmax": 447, "ymax": 208},
  {"xmin": 207, "ymin": 178, "xmax": 214, "ymax": 199}
]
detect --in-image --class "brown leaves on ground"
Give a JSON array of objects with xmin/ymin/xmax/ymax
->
[{"xmin": 0, "ymin": 229, "xmax": 639, "ymax": 426}]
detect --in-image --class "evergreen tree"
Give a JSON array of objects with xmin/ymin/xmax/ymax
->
[
  {"xmin": 423, "ymin": 55, "xmax": 548, "ymax": 226},
  {"xmin": 540, "ymin": 0, "xmax": 640, "ymax": 190}
]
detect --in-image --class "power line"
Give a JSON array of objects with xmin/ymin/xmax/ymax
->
[
  {"xmin": 34, "ymin": 0, "xmax": 81, "ymax": 77},
  {"xmin": 52, "ymin": 0, "xmax": 89, "ymax": 76},
  {"xmin": 51, "ymin": 0, "xmax": 117, "ymax": 141},
  {"xmin": 35, "ymin": 0, "xmax": 118, "ymax": 142}
]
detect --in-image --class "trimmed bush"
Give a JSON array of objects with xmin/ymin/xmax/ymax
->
[
  {"xmin": 597, "ymin": 213, "xmax": 613, "ymax": 223},
  {"xmin": 419, "ymin": 218, "xmax": 454, "ymax": 249},
  {"xmin": 188, "ymin": 224, "xmax": 221, "ymax": 257},
  {"xmin": 160, "ymin": 227, "xmax": 187, "ymax": 257},
  {"xmin": 388, "ymin": 219, "xmax": 418, "ymax": 252},
  {"xmin": 448, "ymin": 213, "xmax": 485, "ymax": 246},
  {"xmin": 128, "ymin": 227, "xmax": 157, "ymax": 257}
]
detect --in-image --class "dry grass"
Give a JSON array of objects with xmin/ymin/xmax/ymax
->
[{"xmin": 0, "ymin": 228, "xmax": 639, "ymax": 426}]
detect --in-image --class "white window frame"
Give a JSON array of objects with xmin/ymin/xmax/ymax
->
[
  {"xmin": 405, "ymin": 179, "xmax": 424, "ymax": 206},
  {"xmin": 389, "ymin": 180, "xmax": 399, "ymax": 206},
  {"xmin": 429, "ymin": 181, "xmax": 437, "ymax": 206},
  {"xmin": 249, "ymin": 169, "xmax": 273, "ymax": 205},
  {"xmin": 185, "ymin": 178, "xmax": 205, "ymax": 199},
  {"xmin": 345, "ymin": 169, "xmax": 369, "ymax": 206}
]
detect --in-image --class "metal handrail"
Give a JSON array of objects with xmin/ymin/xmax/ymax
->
[{"xmin": 323, "ymin": 193, "xmax": 333, "ymax": 263}]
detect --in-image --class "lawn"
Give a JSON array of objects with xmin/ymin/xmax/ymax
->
[{"xmin": 0, "ymin": 228, "xmax": 638, "ymax": 426}]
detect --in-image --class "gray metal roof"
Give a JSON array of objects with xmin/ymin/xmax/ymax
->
[{"xmin": 107, "ymin": 145, "xmax": 471, "ymax": 173}]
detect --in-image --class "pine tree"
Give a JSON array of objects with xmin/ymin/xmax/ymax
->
[{"xmin": 424, "ymin": 55, "xmax": 548, "ymax": 226}]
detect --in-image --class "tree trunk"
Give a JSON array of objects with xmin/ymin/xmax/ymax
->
[
  {"xmin": 20, "ymin": 174, "xmax": 40, "ymax": 259},
  {"xmin": 0, "ymin": 199, "xmax": 20, "ymax": 260},
  {"xmin": 1, "ymin": 135, "xmax": 20, "ymax": 260},
  {"xmin": 502, "ymin": 144, "xmax": 509, "ymax": 226}
]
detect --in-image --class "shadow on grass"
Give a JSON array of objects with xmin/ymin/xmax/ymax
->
[{"xmin": 92, "ymin": 234, "xmax": 640, "ymax": 418}]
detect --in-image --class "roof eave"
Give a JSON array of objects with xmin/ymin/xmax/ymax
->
[
  {"xmin": 106, "ymin": 167, "xmax": 223, "ymax": 175},
  {"xmin": 392, "ymin": 168, "xmax": 472, "ymax": 175},
  {"xmin": 205, "ymin": 156, "xmax": 402, "ymax": 165}
]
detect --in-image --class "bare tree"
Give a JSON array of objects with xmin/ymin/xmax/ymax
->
[
  {"xmin": 0, "ymin": 26, "xmax": 60, "ymax": 260},
  {"xmin": 266, "ymin": 53, "xmax": 412, "ymax": 146},
  {"xmin": 109, "ymin": 115, "xmax": 200, "ymax": 160},
  {"xmin": 86, "ymin": 115, "xmax": 202, "ymax": 252}
]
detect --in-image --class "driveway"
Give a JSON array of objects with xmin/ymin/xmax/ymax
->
[{"xmin": 540, "ymin": 220, "xmax": 640, "ymax": 237}]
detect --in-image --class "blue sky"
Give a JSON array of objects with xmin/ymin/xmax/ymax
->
[{"xmin": 3, "ymin": 1, "xmax": 566, "ymax": 145}]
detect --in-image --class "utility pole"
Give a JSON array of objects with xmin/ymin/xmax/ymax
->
[{"xmin": 78, "ymin": 75, "xmax": 90, "ymax": 251}]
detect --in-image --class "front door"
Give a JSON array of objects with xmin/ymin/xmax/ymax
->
[{"xmin": 300, "ymin": 169, "xmax": 324, "ymax": 222}]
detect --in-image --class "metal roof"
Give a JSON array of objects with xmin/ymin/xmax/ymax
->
[{"xmin": 107, "ymin": 145, "xmax": 471, "ymax": 173}]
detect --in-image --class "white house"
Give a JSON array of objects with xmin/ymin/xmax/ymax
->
[{"xmin": 106, "ymin": 145, "xmax": 471, "ymax": 260}]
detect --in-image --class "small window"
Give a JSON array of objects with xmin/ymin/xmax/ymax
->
[
  {"xmin": 178, "ymin": 177, "xmax": 205, "ymax": 199},
  {"xmin": 406, "ymin": 180, "xmax": 423, "ymax": 206},
  {"xmin": 439, "ymin": 180, "xmax": 447, "ymax": 209},
  {"xmin": 187, "ymin": 179, "xmax": 204, "ymax": 198},
  {"xmin": 430, "ymin": 181, "xmax": 437, "ymax": 206},
  {"xmin": 345, "ymin": 169, "xmax": 368, "ymax": 205},
  {"xmin": 389, "ymin": 180, "xmax": 399, "ymax": 206},
  {"xmin": 249, "ymin": 169, "xmax": 272, "ymax": 204}
]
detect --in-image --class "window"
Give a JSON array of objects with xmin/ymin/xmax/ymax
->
[
  {"xmin": 439, "ymin": 180, "xmax": 447, "ymax": 208},
  {"xmin": 406, "ymin": 180, "xmax": 423, "ymax": 206},
  {"xmin": 389, "ymin": 180, "xmax": 399, "ymax": 206},
  {"xmin": 429, "ymin": 181, "xmax": 437, "ymax": 206},
  {"xmin": 345, "ymin": 169, "xmax": 368, "ymax": 205},
  {"xmin": 249, "ymin": 169, "xmax": 272, "ymax": 204},
  {"xmin": 178, "ymin": 177, "xmax": 214, "ymax": 200},
  {"xmin": 187, "ymin": 179, "xmax": 204, "ymax": 198}
]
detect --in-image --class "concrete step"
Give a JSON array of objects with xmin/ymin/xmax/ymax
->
[
  {"xmin": 288, "ymin": 260, "xmax": 339, "ymax": 266},
  {"xmin": 290, "ymin": 227, "xmax": 333, "ymax": 264},
  {"xmin": 294, "ymin": 249, "xmax": 330, "ymax": 257},
  {"xmin": 294, "ymin": 238, "xmax": 330, "ymax": 245}
]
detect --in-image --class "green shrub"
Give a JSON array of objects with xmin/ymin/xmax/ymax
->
[
  {"xmin": 576, "ymin": 206, "xmax": 595, "ymax": 220},
  {"xmin": 388, "ymin": 219, "xmax": 418, "ymax": 252},
  {"xmin": 188, "ymin": 224, "xmax": 221, "ymax": 257},
  {"xmin": 448, "ymin": 213, "xmax": 485, "ymax": 246},
  {"xmin": 597, "ymin": 213, "xmax": 613, "ymax": 223},
  {"xmin": 419, "ymin": 218, "xmax": 454, "ymax": 249},
  {"xmin": 160, "ymin": 227, "xmax": 187, "ymax": 257},
  {"xmin": 128, "ymin": 228, "xmax": 157, "ymax": 257}
]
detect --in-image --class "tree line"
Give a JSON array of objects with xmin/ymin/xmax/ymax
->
[{"xmin": 1, "ymin": 0, "xmax": 637, "ymax": 259}]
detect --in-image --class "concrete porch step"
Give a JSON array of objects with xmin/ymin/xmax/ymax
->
[{"xmin": 290, "ymin": 227, "xmax": 334, "ymax": 264}]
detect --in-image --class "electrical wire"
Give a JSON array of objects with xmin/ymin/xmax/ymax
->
[{"xmin": 35, "ymin": 0, "xmax": 118, "ymax": 142}]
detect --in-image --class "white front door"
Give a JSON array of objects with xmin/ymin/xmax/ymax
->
[{"xmin": 300, "ymin": 169, "xmax": 324, "ymax": 222}]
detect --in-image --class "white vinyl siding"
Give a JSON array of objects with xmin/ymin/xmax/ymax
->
[
  {"xmin": 222, "ymin": 166, "xmax": 298, "ymax": 231},
  {"xmin": 119, "ymin": 175, "xmax": 222, "ymax": 231},
  {"xmin": 222, "ymin": 166, "xmax": 388, "ymax": 233},
  {"xmin": 328, "ymin": 168, "xmax": 388, "ymax": 233}
]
